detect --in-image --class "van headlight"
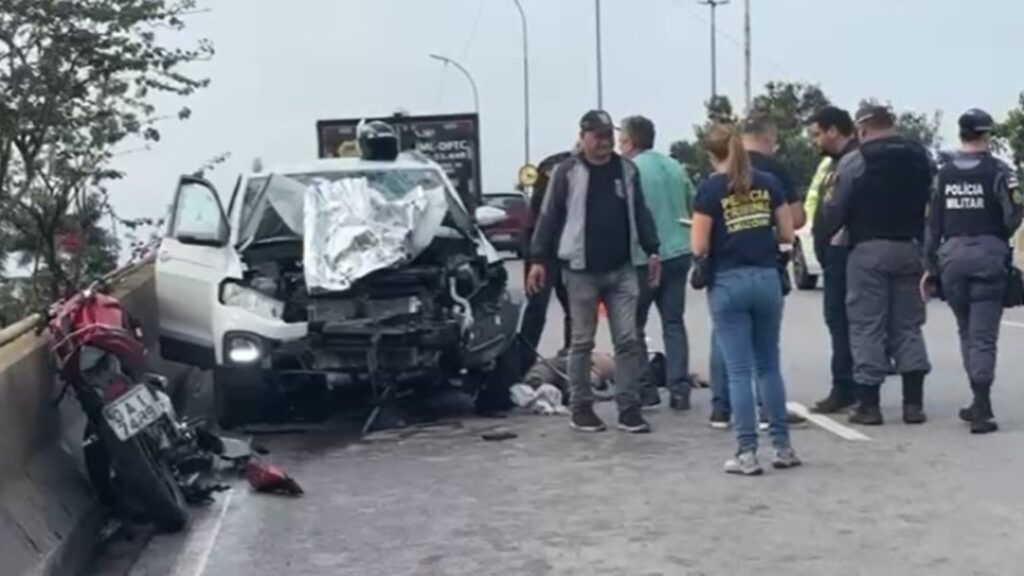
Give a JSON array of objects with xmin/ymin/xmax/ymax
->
[
  {"xmin": 226, "ymin": 334, "xmax": 263, "ymax": 364},
  {"xmin": 220, "ymin": 281, "xmax": 284, "ymax": 320}
]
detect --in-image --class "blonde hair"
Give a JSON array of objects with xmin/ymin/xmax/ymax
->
[{"xmin": 703, "ymin": 123, "xmax": 752, "ymax": 198}]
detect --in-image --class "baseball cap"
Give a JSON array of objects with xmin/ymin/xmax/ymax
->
[
  {"xmin": 958, "ymin": 108, "xmax": 995, "ymax": 135},
  {"xmin": 580, "ymin": 110, "xmax": 615, "ymax": 133},
  {"xmin": 854, "ymin": 104, "xmax": 895, "ymax": 126}
]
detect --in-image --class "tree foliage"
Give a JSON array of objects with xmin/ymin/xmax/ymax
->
[
  {"xmin": 994, "ymin": 92, "xmax": 1024, "ymax": 169},
  {"xmin": 0, "ymin": 0, "xmax": 212, "ymax": 309},
  {"xmin": 670, "ymin": 81, "xmax": 832, "ymax": 194}
]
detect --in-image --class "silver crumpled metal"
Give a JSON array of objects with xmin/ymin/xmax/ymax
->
[{"xmin": 303, "ymin": 177, "xmax": 447, "ymax": 294}]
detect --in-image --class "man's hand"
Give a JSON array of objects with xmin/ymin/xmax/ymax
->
[
  {"xmin": 919, "ymin": 272, "xmax": 932, "ymax": 302},
  {"xmin": 526, "ymin": 263, "xmax": 546, "ymax": 297},
  {"xmin": 647, "ymin": 255, "xmax": 661, "ymax": 288}
]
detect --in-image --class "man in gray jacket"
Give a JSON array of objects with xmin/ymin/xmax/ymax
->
[{"xmin": 527, "ymin": 110, "xmax": 661, "ymax": 434}]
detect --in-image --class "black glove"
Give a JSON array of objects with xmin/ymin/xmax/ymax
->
[
  {"xmin": 690, "ymin": 255, "xmax": 712, "ymax": 290},
  {"xmin": 777, "ymin": 250, "xmax": 792, "ymax": 297}
]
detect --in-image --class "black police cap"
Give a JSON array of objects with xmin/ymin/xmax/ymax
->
[{"xmin": 958, "ymin": 108, "xmax": 995, "ymax": 135}]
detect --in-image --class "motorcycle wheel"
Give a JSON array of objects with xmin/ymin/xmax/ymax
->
[{"xmin": 111, "ymin": 432, "xmax": 189, "ymax": 533}]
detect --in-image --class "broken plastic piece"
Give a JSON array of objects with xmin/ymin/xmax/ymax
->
[{"xmin": 481, "ymin": 431, "xmax": 517, "ymax": 442}]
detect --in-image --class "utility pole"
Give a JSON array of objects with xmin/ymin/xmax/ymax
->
[
  {"xmin": 744, "ymin": 0, "xmax": 751, "ymax": 112},
  {"xmin": 511, "ymin": 0, "xmax": 530, "ymax": 165},
  {"xmin": 595, "ymin": 0, "xmax": 604, "ymax": 109},
  {"xmin": 697, "ymin": 0, "xmax": 729, "ymax": 102}
]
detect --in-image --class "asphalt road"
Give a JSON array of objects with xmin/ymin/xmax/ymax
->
[{"xmin": 88, "ymin": 259, "xmax": 1024, "ymax": 576}]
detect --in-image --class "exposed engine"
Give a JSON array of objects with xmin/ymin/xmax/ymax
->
[{"xmin": 231, "ymin": 236, "xmax": 517, "ymax": 381}]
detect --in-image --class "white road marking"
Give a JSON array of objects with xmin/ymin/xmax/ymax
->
[
  {"xmin": 169, "ymin": 489, "xmax": 234, "ymax": 576},
  {"xmin": 788, "ymin": 402, "xmax": 872, "ymax": 442},
  {"xmin": 1001, "ymin": 320, "xmax": 1024, "ymax": 329}
]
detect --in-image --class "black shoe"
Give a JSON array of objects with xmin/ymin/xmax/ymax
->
[
  {"xmin": 961, "ymin": 399, "xmax": 998, "ymax": 434},
  {"xmin": 571, "ymin": 405, "xmax": 607, "ymax": 432},
  {"xmin": 849, "ymin": 405, "xmax": 884, "ymax": 426},
  {"xmin": 902, "ymin": 404, "xmax": 927, "ymax": 425},
  {"xmin": 669, "ymin": 394, "xmax": 691, "ymax": 412},
  {"xmin": 812, "ymin": 389, "xmax": 857, "ymax": 414},
  {"xmin": 709, "ymin": 409, "xmax": 731, "ymax": 430},
  {"xmin": 618, "ymin": 407, "xmax": 652, "ymax": 434},
  {"xmin": 641, "ymin": 392, "xmax": 662, "ymax": 409}
]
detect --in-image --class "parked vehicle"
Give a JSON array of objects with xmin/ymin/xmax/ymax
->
[
  {"xmin": 155, "ymin": 125, "xmax": 519, "ymax": 432},
  {"xmin": 792, "ymin": 224, "xmax": 822, "ymax": 290},
  {"xmin": 481, "ymin": 192, "xmax": 531, "ymax": 258},
  {"xmin": 42, "ymin": 281, "xmax": 210, "ymax": 532}
]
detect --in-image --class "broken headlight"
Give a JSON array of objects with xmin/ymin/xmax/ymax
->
[{"xmin": 220, "ymin": 281, "xmax": 285, "ymax": 320}]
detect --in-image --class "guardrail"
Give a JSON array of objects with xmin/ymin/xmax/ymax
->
[
  {"xmin": 0, "ymin": 256, "xmax": 195, "ymax": 576},
  {"xmin": 0, "ymin": 257, "xmax": 155, "ymax": 349}
]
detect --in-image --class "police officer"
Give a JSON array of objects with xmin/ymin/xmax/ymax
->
[
  {"xmin": 823, "ymin": 104, "xmax": 934, "ymax": 426},
  {"xmin": 923, "ymin": 109, "xmax": 1023, "ymax": 434}
]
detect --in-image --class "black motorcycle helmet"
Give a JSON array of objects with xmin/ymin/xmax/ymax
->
[{"xmin": 357, "ymin": 120, "xmax": 400, "ymax": 161}]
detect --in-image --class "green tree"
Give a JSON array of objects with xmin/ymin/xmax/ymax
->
[
  {"xmin": 0, "ymin": 0, "xmax": 213, "ymax": 302},
  {"xmin": 750, "ymin": 81, "xmax": 832, "ymax": 193},
  {"xmin": 669, "ymin": 81, "xmax": 832, "ymax": 193},
  {"xmin": 994, "ymin": 92, "xmax": 1024, "ymax": 169}
]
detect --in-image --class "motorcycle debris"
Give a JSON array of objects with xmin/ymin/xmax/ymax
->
[
  {"xmin": 244, "ymin": 461, "xmax": 304, "ymax": 497},
  {"xmin": 481, "ymin": 431, "xmax": 518, "ymax": 442}
]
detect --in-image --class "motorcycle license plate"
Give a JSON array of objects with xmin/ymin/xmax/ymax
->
[{"xmin": 103, "ymin": 386, "xmax": 166, "ymax": 441}]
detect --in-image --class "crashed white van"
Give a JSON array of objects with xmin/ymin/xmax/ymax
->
[{"xmin": 156, "ymin": 148, "xmax": 519, "ymax": 429}]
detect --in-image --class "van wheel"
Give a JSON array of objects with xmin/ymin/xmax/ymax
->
[
  {"xmin": 793, "ymin": 240, "xmax": 818, "ymax": 290},
  {"xmin": 213, "ymin": 367, "xmax": 269, "ymax": 430}
]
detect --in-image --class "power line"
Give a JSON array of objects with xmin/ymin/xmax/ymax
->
[
  {"xmin": 669, "ymin": 0, "xmax": 792, "ymax": 80},
  {"xmin": 458, "ymin": 0, "xmax": 486, "ymax": 63}
]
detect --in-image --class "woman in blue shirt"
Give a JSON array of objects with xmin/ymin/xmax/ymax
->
[{"xmin": 691, "ymin": 124, "xmax": 799, "ymax": 475}]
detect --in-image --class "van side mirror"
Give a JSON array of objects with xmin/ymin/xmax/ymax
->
[{"xmin": 475, "ymin": 206, "xmax": 507, "ymax": 229}]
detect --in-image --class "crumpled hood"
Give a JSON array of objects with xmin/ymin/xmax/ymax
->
[{"xmin": 302, "ymin": 178, "xmax": 448, "ymax": 294}]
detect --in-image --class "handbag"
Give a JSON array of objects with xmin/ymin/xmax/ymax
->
[{"xmin": 1003, "ymin": 264, "xmax": 1024, "ymax": 308}]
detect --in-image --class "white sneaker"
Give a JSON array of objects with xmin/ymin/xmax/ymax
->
[{"xmin": 724, "ymin": 451, "xmax": 763, "ymax": 476}]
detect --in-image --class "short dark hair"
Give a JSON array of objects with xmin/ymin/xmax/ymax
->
[
  {"xmin": 621, "ymin": 115, "xmax": 656, "ymax": 150},
  {"xmin": 808, "ymin": 106, "xmax": 855, "ymax": 137},
  {"xmin": 741, "ymin": 113, "xmax": 776, "ymax": 136},
  {"xmin": 855, "ymin": 104, "xmax": 896, "ymax": 130}
]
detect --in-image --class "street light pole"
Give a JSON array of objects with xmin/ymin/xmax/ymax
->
[
  {"xmin": 429, "ymin": 54, "xmax": 480, "ymax": 115},
  {"xmin": 744, "ymin": 0, "xmax": 751, "ymax": 112},
  {"xmin": 595, "ymin": 0, "xmax": 604, "ymax": 109},
  {"xmin": 698, "ymin": 0, "xmax": 729, "ymax": 102},
  {"xmin": 512, "ymin": 0, "xmax": 531, "ymax": 165}
]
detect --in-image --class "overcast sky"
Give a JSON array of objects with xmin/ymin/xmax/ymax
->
[{"xmin": 107, "ymin": 0, "xmax": 1024, "ymax": 223}]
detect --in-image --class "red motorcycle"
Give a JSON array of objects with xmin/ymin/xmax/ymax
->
[{"xmin": 43, "ymin": 281, "xmax": 199, "ymax": 532}]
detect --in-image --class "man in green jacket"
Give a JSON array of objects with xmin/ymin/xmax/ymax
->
[{"xmin": 619, "ymin": 115, "xmax": 696, "ymax": 411}]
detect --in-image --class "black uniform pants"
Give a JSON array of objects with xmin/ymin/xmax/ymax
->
[
  {"xmin": 519, "ymin": 258, "xmax": 571, "ymax": 375},
  {"xmin": 822, "ymin": 246, "xmax": 855, "ymax": 392},
  {"xmin": 846, "ymin": 240, "xmax": 931, "ymax": 386},
  {"xmin": 938, "ymin": 237, "xmax": 1009, "ymax": 387}
]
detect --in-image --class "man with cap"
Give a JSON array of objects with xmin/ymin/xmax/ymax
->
[
  {"xmin": 823, "ymin": 103, "xmax": 934, "ymax": 426},
  {"xmin": 805, "ymin": 106, "xmax": 860, "ymax": 414},
  {"xmin": 528, "ymin": 110, "xmax": 662, "ymax": 434},
  {"xmin": 923, "ymin": 109, "xmax": 1023, "ymax": 434}
]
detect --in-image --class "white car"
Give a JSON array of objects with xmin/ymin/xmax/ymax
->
[
  {"xmin": 155, "ymin": 152, "xmax": 519, "ymax": 429},
  {"xmin": 792, "ymin": 223, "xmax": 823, "ymax": 290}
]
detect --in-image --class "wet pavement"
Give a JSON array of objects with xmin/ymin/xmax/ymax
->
[{"xmin": 87, "ymin": 260, "xmax": 1024, "ymax": 575}]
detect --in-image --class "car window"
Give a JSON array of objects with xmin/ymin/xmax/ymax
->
[
  {"xmin": 171, "ymin": 182, "xmax": 226, "ymax": 242},
  {"xmin": 484, "ymin": 195, "xmax": 525, "ymax": 210},
  {"xmin": 238, "ymin": 177, "xmax": 268, "ymax": 230}
]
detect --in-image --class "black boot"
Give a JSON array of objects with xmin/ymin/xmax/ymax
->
[
  {"xmin": 849, "ymin": 385, "xmax": 883, "ymax": 426},
  {"xmin": 901, "ymin": 371, "xmax": 927, "ymax": 425},
  {"xmin": 812, "ymin": 386, "xmax": 857, "ymax": 414},
  {"xmin": 960, "ymin": 382, "xmax": 998, "ymax": 434}
]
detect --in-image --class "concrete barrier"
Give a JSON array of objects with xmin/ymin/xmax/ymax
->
[{"xmin": 0, "ymin": 263, "xmax": 195, "ymax": 576}]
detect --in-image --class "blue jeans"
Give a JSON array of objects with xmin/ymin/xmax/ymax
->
[
  {"xmin": 709, "ymin": 267, "xmax": 790, "ymax": 454},
  {"xmin": 637, "ymin": 255, "xmax": 692, "ymax": 399}
]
